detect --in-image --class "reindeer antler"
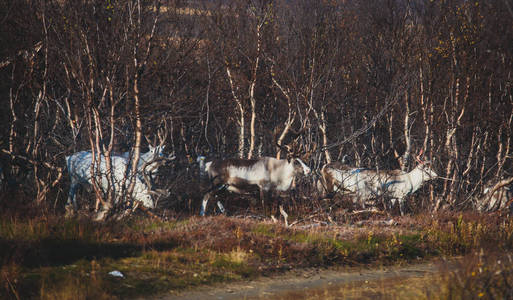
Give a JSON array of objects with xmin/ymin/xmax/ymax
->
[
  {"xmin": 302, "ymin": 142, "xmax": 317, "ymax": 161},
  {"xmin": 156, "ymin": 123, "xmax": 168, "ymax": 148},
  {"xmin": 415, "ymin": 149, "xmax": 425, "ymax": 164},
  {"xmin": 275, "ymin": 123, "xmax": 309, "ymax": 161},
  {"xmin": 144, "ymin": 121, "xmax": 168, "ymax": 150}
]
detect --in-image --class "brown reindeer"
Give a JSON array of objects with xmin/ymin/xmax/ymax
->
[{"xmin": 197, "ymin": 155, "xmax": 311, "ymax": 226}]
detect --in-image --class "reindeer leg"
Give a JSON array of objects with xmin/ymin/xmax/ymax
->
[
  {"xmin": 66, "ymin": 185, "xmax": 76, "ymax": 208},
  {"xmin": 387, "ymin": 198, "xmax": 394, "ymax": 213},
  {"xmin": 200, "ymin": 193, "xmax": 211, "ymax": 216},
  {"xmin": 260, "ymin": 188, "xmax": 266, "ymax": 215},
  {"xmin": 279, "ymin": 204, "xmax": 289, "ymax": 227},
  {"xmin": 507, "ymin": 197, "xmax": 513, "ymax": 215},
  {"xmin": 201, "ymin": 183, "xmax": 228, "ymax": 216},
  {"xmin": 216, "ymin": 200, "xmax": 226, "ymax": 214},
  {"xmin": 137, "ymin": 204, "xmax": 160, "ymax": 220},
  {"xmin": 384, "ymin": 198, "xmax": 391, "ymax": 212},
  {"xmin": 66, "ymin": 183, "xmax": 78, "ymax": 216},
  {"xmin": 398, "ymin": 198, "xmax": 405, "ymax": 216}
]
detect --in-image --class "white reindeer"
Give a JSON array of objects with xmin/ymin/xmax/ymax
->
[
  {"xmin": 122, "ymin": 127, "xmax": 173, "ymax": 182},
  {"xmin": 319, "ymin": 151, "xmax": 438, "ymax": 215},
  {"xmin": 65, "ymin": 151, "xmax": 155, "ymax": 213},
  {"xmin": 122, "ymin": 145, "xmax": 170, "ymax": 182},
  {"xmin": 197, "ymin": 156, "xmax": 311, "ymax": 226}
]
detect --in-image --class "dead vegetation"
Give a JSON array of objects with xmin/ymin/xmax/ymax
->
[{"xmin": 2, "ymin": 210, "xmax": 513, "ymax": 299}]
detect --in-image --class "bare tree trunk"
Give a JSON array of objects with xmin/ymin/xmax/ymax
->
[
  {"xmin": 462, "ymin": 128, "xmax": 477, "ymax": 182},
  {"xmin": 203, "ymin": 57, "xmax": 212, "ymax": 152},
  {"xmin": 126, "ymin": 0, "xmax": 144, "ymax": 201},
  {"xmin": 419, "ymin": 62, "xmax": 429, "ymax": 152},
  {"xmin": 180, "ymin": 121, "xmax": 189, "ymax": 155},
  {"xmin": 319, "ymin": 110, "xmax": 331, "ymax": 163},
  {"xmin": 247, "ymin": 20, "xmax": 262, "ymax": 160},
  {"xmin": 442, "ymin": 34, "xmax": 465, "ymax": 208},
  {"xmin": 479, "ymin": 131, "xmax": 489, "ymax": 187},
  {"xmin": 86, "ymin": 107, "xmax": 105, "ymax": 211},
  {"xmin": 275, "ymin": 112, "xmax": 295, "ymax": 160},
  {"xmin": 226, "ymin": 67, "xmax": 245, "ymax": 159},
  {"xmin": 103, "ymin": 81, "xmax": 117, "ymax": 208},
  {"xmin": 8, "ymin": 66, "xmax": 18, "ymax": 155},
  {"xmin": 271, "ymin": 67, "xmax": 296, "ymax": 160},
  {"xmin": 127, "ymin": 0, "xmax": 160, "ymax": 207},
  {"xmin": 388, "ymin": 112, "xmax": 394, "ymax": 158},
  {"xmin": 32, "ymin": 73, "xmax": 45, "ymax": 203},
  {"xmin": 127, "ymin": 74, "xmax": 143, "ymax": 199},
  {"xmin": 395, "ymin": 90, "xmax": 411, "ymax": 171},
  {"xmin": 496, "ymin": 114, "xmax": 512, "ymax": 178},
  {"xmin": 79, "ymin": 27, "xmax": 108, "ymax": 213},
  {"xmin": 248, "ymin": 77, "xmax": 257, "ymax": 159}
]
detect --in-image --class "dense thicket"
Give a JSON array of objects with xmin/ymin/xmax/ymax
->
[{"xmin": 1, "ymin": 0, "xmax": 511, "ymax": 214}]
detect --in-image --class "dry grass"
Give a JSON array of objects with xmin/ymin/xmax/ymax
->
[
  {"xmin": 435, "ymin": 253, "xmax": 513, "ymax": 299},
  {"xmin": 1, "ymin": 211, "xmax": 513, "ymax": 299}
]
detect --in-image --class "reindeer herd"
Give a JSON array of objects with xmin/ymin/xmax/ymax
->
[{"xmin": 65, "ymin": 134, "xmax": 444, "ymax": 223}]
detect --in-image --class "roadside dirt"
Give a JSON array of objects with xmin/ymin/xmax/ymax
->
[{"xmin": 149, "ymin": 259, "xmax": 448, "ymax": 300}]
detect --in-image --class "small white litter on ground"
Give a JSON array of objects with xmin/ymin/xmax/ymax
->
[{"xmin": 108, "ymin": 270, "xmax": 124, "ymax": 278}]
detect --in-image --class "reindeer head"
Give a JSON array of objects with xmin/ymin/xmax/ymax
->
[
  {"xmin": 277, "ymin": 136, "xmax": 316, "ymax": 162},
  {"xmin": 415, "ymin": 149, "xmax": 438, "ymax": 179},
  {"xmin": 144, "ymin": 122, "xmax": 168, "ymax": 159},
  {"xmin": 135, "ymin": 188, "xmax": 156, "ymax": 209},
  {"xmin": 292, "ymin": 158, "xmax": 311, "ymax": 176},
  {"xmin": 147, "ymin": 145, "xmax": 166, "ymax": 159},
  {"xmin": 197, "ymin": 155, "xmax": 208, "ymax": 177}
]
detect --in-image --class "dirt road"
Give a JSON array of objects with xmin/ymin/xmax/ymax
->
[{"xmin": 150, "ymin": 260, "xmax": 447, "ymax": 300}]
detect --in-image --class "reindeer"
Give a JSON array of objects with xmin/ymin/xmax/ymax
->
[
  {"xmin": 319, "ymin": 150, "xmax": 438, "ymax": 215},
  {"xmin": 316, "ymin": 160, "xmax": 354, "ymax": 198},
  {"xmin": 122, "ymin": 145, "xmax": 172, "ymax": 182},
  {"xmin": 122, "ymin": 127, "xmax": 174, "ymax": 182},
  {"xmin": 479, "ymin": 177, "xmax": 513, "ymax": 212},
  {"xmin": 197, "ymin": 154, "xmax": 311, "ymax": 226},
  {"xmin": 65, "ymin": 150, "xmax": 161, "ymax": 215}
]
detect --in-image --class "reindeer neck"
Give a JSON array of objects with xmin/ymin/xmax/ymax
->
[
  {"xmin": 404, "ymin": 165, "xmax": 430, "ymax": 191},
  {"xmin": 198, "ymin": 159, "xmax": 205, "ymax": 170},
  {"xmin": 199, "ymin": 160, "xmax": 210, "ymax": 178},
  {"xmin": 138, "ymin": 151, "xmax": 153, "ymax": 163}
]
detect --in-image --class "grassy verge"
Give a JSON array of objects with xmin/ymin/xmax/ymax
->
[{"xmin": 1, "ymin": 212, "xmax": 513, "ymax": 299}]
